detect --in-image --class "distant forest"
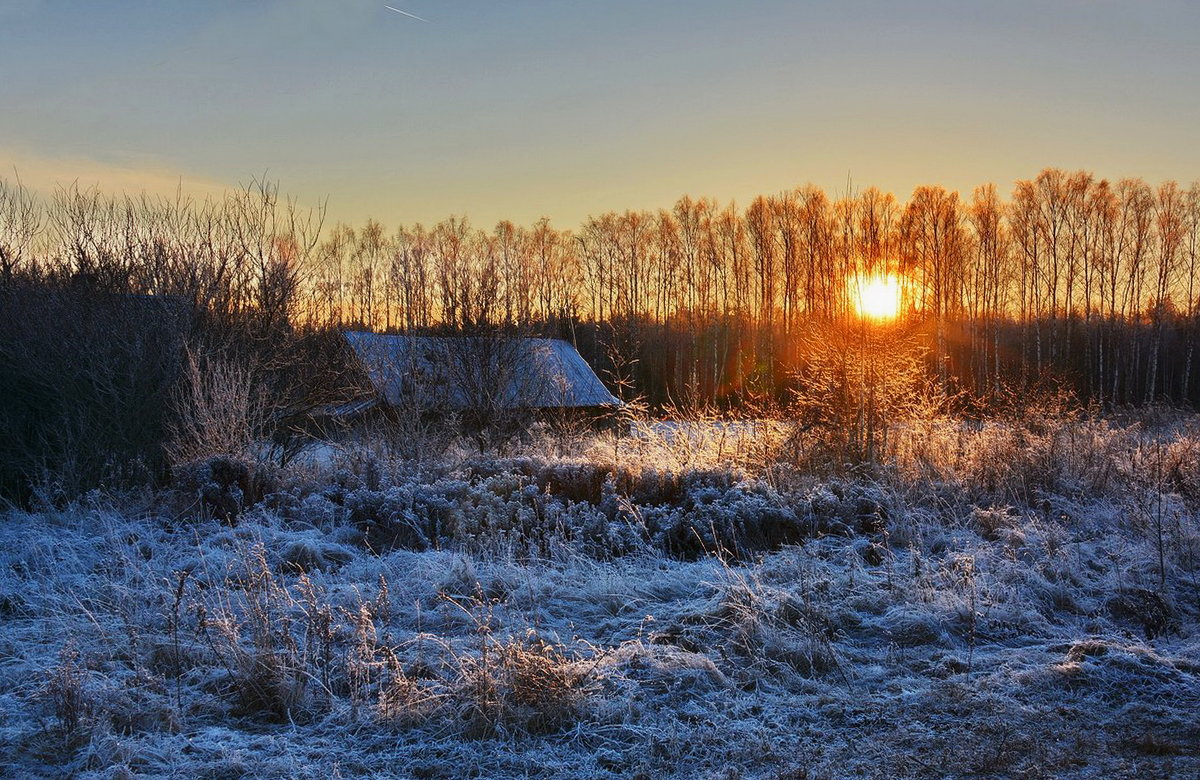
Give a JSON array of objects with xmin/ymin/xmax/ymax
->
[{"xmin": 3, "ymin": 168, "xmax": 1200, "ymax": 409}]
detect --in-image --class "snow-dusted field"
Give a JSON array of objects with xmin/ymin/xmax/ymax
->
[{"xmin": 1, "ymin": 414, "xmax": 1198, "ymax": 778}]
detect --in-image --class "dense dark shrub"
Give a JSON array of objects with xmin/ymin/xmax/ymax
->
[{"xmin": 0, "ymin": 284, "xmax": 188, "ymax": 504}]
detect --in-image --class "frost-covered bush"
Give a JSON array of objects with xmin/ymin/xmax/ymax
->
[
  {"xmin": 643, "ymin": 479, "xmax": 802, "ymax": 560},
  {"xmin": 314, "ymin": 460, "xmax": 832, "ymax": 561},
  {"xmin": 463, "ymin": 456, "xmax": 738, "ymax": 508},
  {"xmin": 170, "ymin": 455, "xmax": 275, "ymax": 522},
  {"xmin": 803, "ymin": 480, "xmax": 892, "ymax": 535}
]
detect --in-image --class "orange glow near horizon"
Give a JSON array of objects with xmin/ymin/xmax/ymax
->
[{"xmin": 850, "ymin": 273, "xmax": 902, "ymax": 320}]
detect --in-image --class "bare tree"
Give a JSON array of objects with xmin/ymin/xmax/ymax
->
[
  {"xmin": 900, "ymin": 186, "xmax": 965, "ymax": 387},
  {"xmin": 0, "ymin": 175, "xmax": 44, "ymax": 281}
]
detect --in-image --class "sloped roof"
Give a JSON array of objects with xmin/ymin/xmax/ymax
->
[{"xmin": 343, "ymin": 332, "xmax": 622, "ymax": 409}]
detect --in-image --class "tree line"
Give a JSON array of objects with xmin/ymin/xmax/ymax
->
[{"xmin": 3, "ymin": 169, "xmax": 1200, "ymax": 410}]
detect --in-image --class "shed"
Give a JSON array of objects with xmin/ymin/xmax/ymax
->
[{"xmin": 343, "ymin": 332, "xmax": 622, "ymax": 414}]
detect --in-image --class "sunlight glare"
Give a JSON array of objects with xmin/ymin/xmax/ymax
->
[{"xmin": 851, "ymin": 273, "xmax": 901, "ymax": 320}]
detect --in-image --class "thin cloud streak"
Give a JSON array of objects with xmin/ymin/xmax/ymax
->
[
  {"xmin": 0, "ymin": 146, "xmax": 233, "ymax": 201},
  {"xmin": 384, "ymin": 5, "xmax": 429, "ymax": 23}
]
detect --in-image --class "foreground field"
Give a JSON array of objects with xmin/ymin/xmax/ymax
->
[{"xmin": 1, "ymin": 413, "xmax": 1198, "ymax": 779}]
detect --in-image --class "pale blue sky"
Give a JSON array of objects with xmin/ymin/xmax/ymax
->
[{"xmin": 2, "ymin": 0, "xmax": 1197, "ymax": 227}]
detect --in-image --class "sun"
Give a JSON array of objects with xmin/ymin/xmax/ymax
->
[{"xmin": 850, "ymin": 273, "xmax": 901, "ymax": 320}]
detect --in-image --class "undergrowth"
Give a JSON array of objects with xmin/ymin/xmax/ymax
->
[{"xmin": 1, "ymin": 407, "xmax": 1198, "ymax": 778}]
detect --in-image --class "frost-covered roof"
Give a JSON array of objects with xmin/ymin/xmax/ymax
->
[{"xmin": 343, "ymin": 332, "xmax": 622, "ymax": 410}]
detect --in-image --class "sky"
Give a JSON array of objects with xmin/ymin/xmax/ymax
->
[{"xmin": 2, "ymin": 0, "xmax": 1199, "ymax": 229}]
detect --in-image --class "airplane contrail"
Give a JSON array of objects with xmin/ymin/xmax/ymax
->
[{"xmin": 384, "ymin": 5, "xmax": 429, "ymax": 22}]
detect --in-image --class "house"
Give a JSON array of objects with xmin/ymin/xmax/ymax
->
[{"xmin": 339, "ymin": 331, "xmax": 622, "ymax": 425}]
